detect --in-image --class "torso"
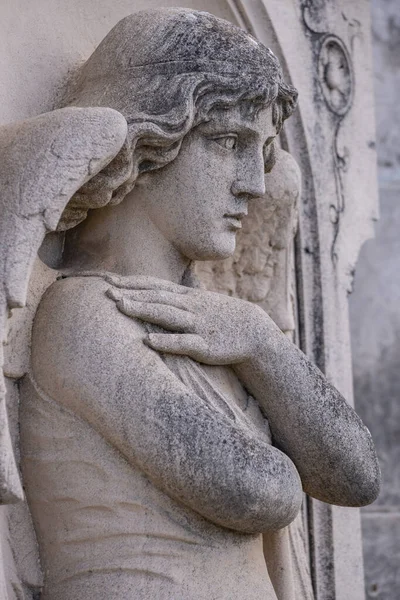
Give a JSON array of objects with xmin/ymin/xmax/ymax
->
[{"xmin": 20, "ymin": 277, "xmax": 277, "ymax": 600}]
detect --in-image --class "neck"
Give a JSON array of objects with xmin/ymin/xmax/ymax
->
[{"xmin": 62, "ymin": 194, "xmax": 190, "ymax": 284}]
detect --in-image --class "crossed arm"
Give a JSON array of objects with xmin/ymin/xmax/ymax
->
[
  {"xmin": 104, "ymin": 273, "xmax": 380, "ymax": 508},
  {"xmin": 31, "ymin": 275, "xmax": 380, "ymax": 535},
  {"xmin": 31, "ymin": 276, "xmax": 302, "ymax": 533}
]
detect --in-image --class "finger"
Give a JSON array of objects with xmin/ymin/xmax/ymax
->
[
  {"xmin": 104, "ymin": 274, "xmax": 190, "ymax": 294},
  {"xmin": 145, "ymin": 333, "xmax": 208, "ymax": 360},
  {"xmin": 117, "ymin": 300, "xmax": 195, "ymax": 332},
  {"xmin": 106, "ymin": 287, "xmax": 123, "ymax": 302},
  {"xmin": 107, "ymin": 288, "xmax": 191, "ymax": 310}
]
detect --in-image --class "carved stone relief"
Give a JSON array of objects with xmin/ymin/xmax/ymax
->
[
  {"xmin": 0, "ymin": 6, "xmax": 380, "ymax": 600},
  {"xmin": 318, "ymin": 35, "xmax": 353, "ymax": 117},
  {"xmin": 301, "ymin": 8, "xmax": 355, "ymax": 264}
]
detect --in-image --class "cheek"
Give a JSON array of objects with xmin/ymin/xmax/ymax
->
[
  {"xmin": 168, "ymin": 181, "xmax": 223, "ymax": 228},
  {"xmin": 143, "ymin": 138, "xmax": 235, "ymax": 241}
]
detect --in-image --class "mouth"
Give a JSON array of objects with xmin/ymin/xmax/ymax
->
[{"xmin": 223, "ymin": 212, "xmax": 247, "ymax": 230}]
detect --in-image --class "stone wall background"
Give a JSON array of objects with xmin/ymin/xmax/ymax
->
[{"xmin": 349, "ymin": 0, "xmax": 400, "ymax": 597}]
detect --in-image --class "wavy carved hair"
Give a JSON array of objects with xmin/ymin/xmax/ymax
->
[{"xmin": 58, "ymin": 8, "xmax": 298, "ymax": 231}]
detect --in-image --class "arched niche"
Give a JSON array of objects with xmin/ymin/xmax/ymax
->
[{"xmin": 0, "ymin": 2, "xmax": 377, "ymax": 599}]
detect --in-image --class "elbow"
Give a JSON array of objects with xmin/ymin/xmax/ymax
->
[
  {"xmin": 306, "ymin": 437, "xmax": 381, "ymax": 507},
  {"xmin": 338, "ymin": 428, "xmax": 381, "ymax": 507},
  {"xmin": 330, "ymin": 465, "xmax": 381, "ymax": 508},
  {"xmin": 341, "ymin": 451, "xmax": 381, "ymax": 507},
  {"xmin": 218, "ymin": 454, "xmax": 303, "ymax": 534},
  {"xmin": 241, "ymin": 482, "xmax": 303, "ymax": 534},
  {"xmin": 352, "ymin": 478, "xmax": 381, "ymax": 507}
]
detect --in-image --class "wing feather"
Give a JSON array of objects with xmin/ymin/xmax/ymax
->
[{"xmin": 0, "ymin": 106, "xmax": 127, "ymax": 503}]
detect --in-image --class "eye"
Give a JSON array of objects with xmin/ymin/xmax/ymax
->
[{"xmin": 212, "ymin": 135, "xmax": 238, "ymax": 151}]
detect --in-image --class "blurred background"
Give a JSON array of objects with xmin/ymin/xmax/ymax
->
[{"xmin": 350, "ymin": 0, "xmax": 400, "ymax": 597}]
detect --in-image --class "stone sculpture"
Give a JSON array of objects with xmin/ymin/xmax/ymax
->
[{"xmin": 0, "ymin": 8, "xmax": 380, "ymax": 600}]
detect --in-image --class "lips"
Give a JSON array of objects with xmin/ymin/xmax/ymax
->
[{"xmin": 223, "ymin": 212, "xmax": 246, "ymax": 229}]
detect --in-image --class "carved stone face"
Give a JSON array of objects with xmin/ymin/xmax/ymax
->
[{"xmin": 133, "ymin": 105, "xmax": 276, "ymax": 261}]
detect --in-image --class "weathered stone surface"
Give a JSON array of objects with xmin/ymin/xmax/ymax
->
[
  {"xmin": 196, "ymin": 148, "xmax": 300, "ymax": 334},
  {"xmin": 0, "ymin": 106, "xmax": 127, "ymax": 505},
  {"xmin": 0, "ymin": 4, "xmax": 381, "ymax": 600}
]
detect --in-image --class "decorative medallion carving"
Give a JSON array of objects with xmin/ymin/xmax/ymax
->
[
  {"xmin": 301, "ymin": 5, "xmax": 355, "ymax": 263},
  {"xmin": 318, "ymin": 34, "xmax": 353, "ymax": 116}
]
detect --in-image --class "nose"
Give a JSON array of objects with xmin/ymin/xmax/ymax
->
[{"xmin": 231, "ymin": 150, "xmax": 266, "ymax": 199}]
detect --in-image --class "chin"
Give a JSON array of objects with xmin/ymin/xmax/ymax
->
[{"xmin": 183, "ymin": 235, "xmax": 237, "ymax": 261}]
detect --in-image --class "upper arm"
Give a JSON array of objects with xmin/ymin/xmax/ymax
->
[{"xmin": 31, "ymin": 277, "xmax": 302, "ymax": 533}]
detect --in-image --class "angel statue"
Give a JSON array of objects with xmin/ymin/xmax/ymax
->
[{"xmin": 0, "ymin": 8, "xmax": 380, "ymax": 600}]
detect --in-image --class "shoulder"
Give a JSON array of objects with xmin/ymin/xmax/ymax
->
[
  {"xmin": 32, "ymin": 276, "xmax": 149, "ymax": 397},
  {"xmin": 35, "ymin": 275, "xmax": 146, "ymax": 340}
]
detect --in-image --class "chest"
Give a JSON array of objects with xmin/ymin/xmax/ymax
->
[{"xmin": 162, "ymin": 353, "xmax": 272, "ymax": 444}]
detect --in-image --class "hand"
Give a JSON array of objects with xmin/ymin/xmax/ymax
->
[{"xmin": 105, "ymin": 274, "xmax": 266, "ymax": 366}]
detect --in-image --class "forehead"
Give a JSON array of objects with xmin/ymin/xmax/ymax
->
[{"xmin": 205, "ymin": 105, "xmax": 276, "ymax": 139}]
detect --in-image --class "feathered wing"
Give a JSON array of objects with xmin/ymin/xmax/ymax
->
[
  {"xmin": 0, "ymin": 106, "xmax": 127, "ymax": 504},
  {"xmin": 0, "ymin": 106, "xmax": 127, "ymax": 600}
]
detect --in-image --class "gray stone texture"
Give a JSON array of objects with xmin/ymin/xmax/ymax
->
[
  {"xmin": 349, "ymin": 0, "xmax": 400, "ymax": 598},
  {"xmin": 0, "ymin": 2, "xmax": 382, "ymax": 600}
]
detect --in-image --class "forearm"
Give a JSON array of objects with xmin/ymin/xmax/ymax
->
[
  {"xmin": 126, "ymin": 386, "xmax": 303, "ymax": 533},
  {"xmin": 34, "ymin": 278, "xmax": 302, "ymax": 533},
  {"xmin": 100, "ymin": 277, "xmax": 380, "ymax": 508},
  {"xmin": 234, "ymin": 315, "xmax": 380, "ymax": 506},
  {"xmin": 61, "ymin": 370, "xmax": 302, "ymax": 533}
]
